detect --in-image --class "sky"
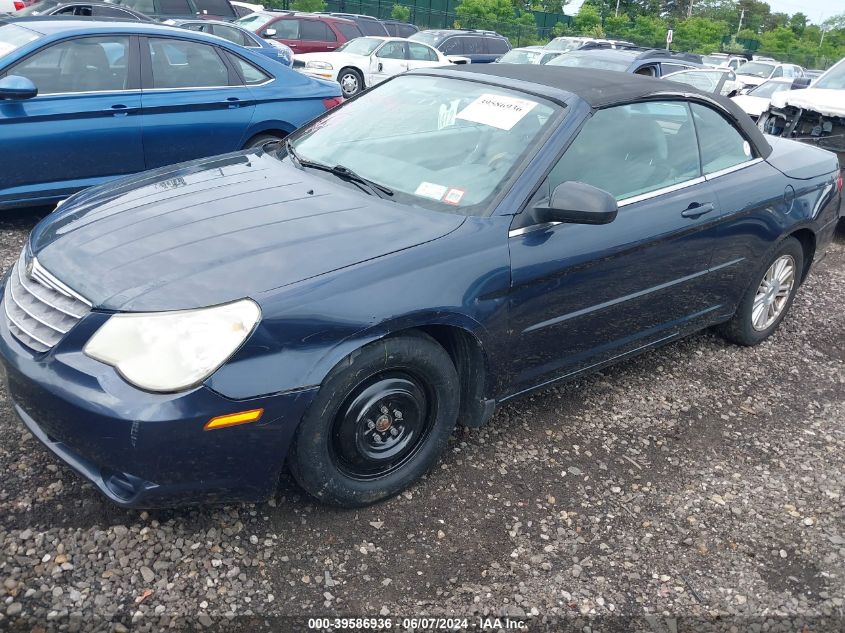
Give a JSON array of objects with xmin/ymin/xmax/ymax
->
[{"xmin": 563, "ymin": 0, "xmax": 832, "ymax": 24}]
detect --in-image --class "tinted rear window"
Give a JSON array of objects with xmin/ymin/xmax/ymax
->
[
  {"xmin": 158, "ymin": 0, "xmax": 191, "ymax": 14},
  {"xmin": 487, "ymin": 37, "xmax": 509, "ymax": 54},
  {"xmin": 358, "ymin": 19, "xmax": 388, "ymax": 36},
  {"xmin": 335, "ymin": 22, "xmax": 362, "ymax": 40},
  {"xmin": 196, "ymin": 0, "xmax": 235, "ymax": 16}
]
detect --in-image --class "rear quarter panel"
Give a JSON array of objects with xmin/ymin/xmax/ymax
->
[{"xmin": 708, "ymin": 153, "xmax": 840, "ymax": 317}]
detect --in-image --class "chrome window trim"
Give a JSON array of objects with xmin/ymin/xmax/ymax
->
[
  {"xmin": 28, "ymin": 89, "xmax": 140, "ymax": 97},
  {"xmin": 617, "ymin": 176, "xmax": 706, "ymax": 207},
  {"xmin": 703, "ymin": 157, "xmax": 763, "ymax": 181},
  {"xmin": 508, "ymin": 175, "xmax": 708, "ymax": 239}
]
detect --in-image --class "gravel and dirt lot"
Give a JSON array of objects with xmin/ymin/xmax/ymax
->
[{"xmin": 0, "ymin": 210, "xmax": 842, "ymax": 632}]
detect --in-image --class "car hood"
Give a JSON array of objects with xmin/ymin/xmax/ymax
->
[
  {"xmin": 731, "ymin": 94, "xmax": 770, "ymax": 117},
  {"xmin": 736, "ymin": 74, "xmax": 766, "ymax": 87},
  {"xmin": 30, "ymin": 151, "xmax": 465, "ymax": 312},
  {"xmin": 769, "ymin": 88, "xmax": 845, "ymax": 117}
]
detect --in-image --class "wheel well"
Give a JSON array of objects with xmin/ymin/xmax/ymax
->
[
  {"xmin": 410, "ymin": 325, "xmax": 489, "ymax": 427},
  {"xmin": 789, "ymin": 228, "xmax": 816, "ymax": 282},
  {"xmin": 244, "ymin": 129, "xmax": 289, "ymax": 146},
  {"xmin": 339, "ymin": 66, "xmax": 364, "ymax": 86}
]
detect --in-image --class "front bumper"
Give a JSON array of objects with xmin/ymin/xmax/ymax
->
[{"xmin": 0, "ymin": 304, "xmax": 317, "ymax": 508}]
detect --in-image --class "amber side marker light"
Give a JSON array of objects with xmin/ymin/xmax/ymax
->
[{"xmin": 204, "ymin": 408, "xmax": 264, "ymax": 431}]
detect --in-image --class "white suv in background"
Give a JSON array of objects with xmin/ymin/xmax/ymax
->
[{"xmin": 735, "ymin": 59, "xmax": 804, "ymax": 89}]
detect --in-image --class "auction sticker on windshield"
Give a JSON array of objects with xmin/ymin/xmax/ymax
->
[
  {"xmin": 456, "ymin": 94, "xmax": 538, "ymax": 130},
  {"xmin": 415, "ymin": 182, "xmax": 448, "ymax": 200}
]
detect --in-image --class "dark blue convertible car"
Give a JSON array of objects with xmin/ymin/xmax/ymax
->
[
  {"xmin": 0, "ymin": 18, "xmax": 341, "ymax": 210},
  {"xmin": 0, "ymin": 66, "xmax": 841, "ymax": 508}
]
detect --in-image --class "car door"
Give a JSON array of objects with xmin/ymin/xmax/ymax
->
[
  {"xmin": 406, "ymin": 41, "xmax": 441, "ymax": 70},
  {"xmin": 0, "ymin": 34, "xmax": 144, "ymax": 205},
  {"xmin": 689, "ymin": 101, "xmax": 787, "ymax": 316},
  {"xmin": 485, "ymin": 36, "xmax": 510, "ymax": 62},
  {"xmin": 461, "ymin": 36, "xmax": 486, "ymax": 63},
  {"xmin": 297, "ymin": 19, "xmax": 338, "ymax": 53},
  {"xmin": 369, "ymin": 40, "xmax": 407, "ymax": 84},
  {"xmin": 139, "ymin": 36, "xmax": 256, "ymax": 169},
  {"xmin": 507, "ymin": 100, "xmax": 724, "ymax": 390}
]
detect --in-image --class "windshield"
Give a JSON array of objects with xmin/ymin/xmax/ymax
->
[
  {"xmin": 235, "ymin": 13, "xmax": 274, "ymax": 30},
  {"xmin": 545, "ymin": 37, "xmax": 587, "ymax": 52},
  {"xmin": 547, "ymin": 53, "xmax": 630, "ymax": 72},
  {"xmin": 336, "ymin": 37, "xmax": 382, "ymax": 55},
  {"xmin": 0, "ymin": 23, "xmax": 41, "ymax": 60},
  {"xmin": 814, "ymin": 60, "xmax": 845, "ymax": 90},
  {"xmin": 408, "ymin": 31, "xmax": 440, "ymax": 47},
  {"xmin": 287, "ymin": 75, "xmax": 560, "ymax": 215},
  {"xmin": 736, "ymin": 61, "xmax": 775, "ymax": 78},
  {"xmin": 17, "ymin": 0, "xmax": 61, "ymax": 15},
  {"xmin": 749, "ymin": 80, "xmax": 791, "ymax": 98},
  {"xmin": 497, "ymin": 49, "xmax": 541, "ymax": 64},
  {"xmin": 702, "ymin": 54, "xmax": 728, "ymax": 66},
  {"xmin": 666, "ymin": 70, "xmax": 723, "ymax": 93}
]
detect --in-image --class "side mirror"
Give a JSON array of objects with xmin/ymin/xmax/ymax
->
[
  {"xmin": 791, "ymin": 77, "xmax": 811, "ymax": 90},
  {"xmin": 739, "ymin": 87, "xmax": 751, "ymax": 95},
  {"xmin": 534, "ymin": 181, "xmax": 617, "ymax": 226},
  {"xmin": 263, "ymin": 28, "xmax": 277, "ymax": 38},
  {"xmin": 0, "ymin": 75, "xmax": 38, "ymax": 101}
]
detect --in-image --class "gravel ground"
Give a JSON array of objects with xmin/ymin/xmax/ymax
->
[{"xmin": 0, "ymin": 209, "xmax": 842, "ymax": 632}]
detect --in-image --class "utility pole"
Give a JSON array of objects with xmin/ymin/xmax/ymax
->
[
  {"xmin": 615, "ymin": 0, "xmax": 620, "ymax": 17},
  {"xmin": 736, "ymin": 7, "xmax": 745, "ymax": 35}
]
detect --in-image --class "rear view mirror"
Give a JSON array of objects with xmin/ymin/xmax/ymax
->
[
  {"xmin": 534, "ymin": 181, "xmax": 618, "ymax": 225},
  {"xmin": 0, "ymin": 75, "xmax": 37, "ymax": 101},
  {"xmin": 263, "ymin": 28, "xmax": 277, "ymax": 38}
]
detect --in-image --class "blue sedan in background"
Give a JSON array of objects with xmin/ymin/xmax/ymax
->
[
  {"xmin": 0, "ymin": 18, "xmax": 340, "ymax": 209},
  {"xmin": 0, "ymin": 66, "xmax": 839, "ymax": 509},
  {"xmin": 168, "ymin": 18, "xmax": 293, "ymax": 67}
]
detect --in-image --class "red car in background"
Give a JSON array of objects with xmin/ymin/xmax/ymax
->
[{"xmin": 235, "ymin": 10, "xmax": 362, "ymax": 54}]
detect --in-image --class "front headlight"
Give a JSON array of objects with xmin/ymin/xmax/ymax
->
[
  {"xmin": 84, "ymin": 299, "xmax": 261, "ymax": 393},
  {"xmin": 305, "ymin": 61, "xmax": 333, "ymax": 70}
]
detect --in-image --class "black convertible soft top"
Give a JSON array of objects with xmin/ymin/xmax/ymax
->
[{"xmin": 441, "ymin": 64, "xmax": 772, "ymax": 159}]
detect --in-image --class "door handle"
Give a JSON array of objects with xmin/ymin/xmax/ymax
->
[
  {"xmin": 681, "ymin": 202, "xmax": 715, "ymax": 218},
  {"xmin": 225, "ymin": 97, "xmax": 240, "ymax": 109},
  {"xmin": 107, "ymin": 104, "xmax": 130, "ymax": 116},
  {"xmin": 378, "ymin": 62, "xmax": 383, "ymax": 72}
]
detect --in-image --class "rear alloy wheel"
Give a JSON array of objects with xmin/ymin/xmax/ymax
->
[
  {"xmin": 288, "ymin": 333, "xmax": 459, "ymax": 507},
  {"xmin": 338, "ymin": 69, "xmax": 363, "ymax": 98},
  {"xmin": 717, "ymin": 237, "xmax": 804, "ymax": 346}
]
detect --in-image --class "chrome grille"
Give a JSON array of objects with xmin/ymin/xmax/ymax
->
[{"xmin": 3, "ymin": 251, "xmax": 91, "ymax": 353}]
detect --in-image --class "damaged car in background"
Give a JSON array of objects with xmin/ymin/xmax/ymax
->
[{"xmin": 759, "ymin": 57, "xmax": 845, "ymax": 166}]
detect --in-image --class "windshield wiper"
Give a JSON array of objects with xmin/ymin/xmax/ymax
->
[{"xmin": 284, "ymin": 140, "xmax": 393, "ymax": 200}]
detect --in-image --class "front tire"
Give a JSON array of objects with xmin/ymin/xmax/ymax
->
[
  {"xmin": 288, "ymin": 333, "xmax": 459, "ymax": 507},
  {"xmin": 243, "ymin": 133, "xmax": 284, "ymax": 150},
  {"xmin": 337, "ymin": 68, "xmax": 363, "ymax": 98},
  {"xmin": 717, "ymin": 237, "xmax": 804, "ymax": 346}
]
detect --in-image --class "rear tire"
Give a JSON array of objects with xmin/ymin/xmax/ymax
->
[
  {"xmin": 717, "ymin": 237, "xmax": 804, "ymax": 346},
  {"xmin": 288, "ymin": 333, "xmax": 459, "ymax": 507}
]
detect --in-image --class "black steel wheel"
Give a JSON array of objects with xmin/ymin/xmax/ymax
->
[
  {"xmin": 288, "ymin": 332, "xmax": 460, "ymax": 507},
  {"xmin": 331, "ymin": 370, "xmax": 435, "ymax": 480}
]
